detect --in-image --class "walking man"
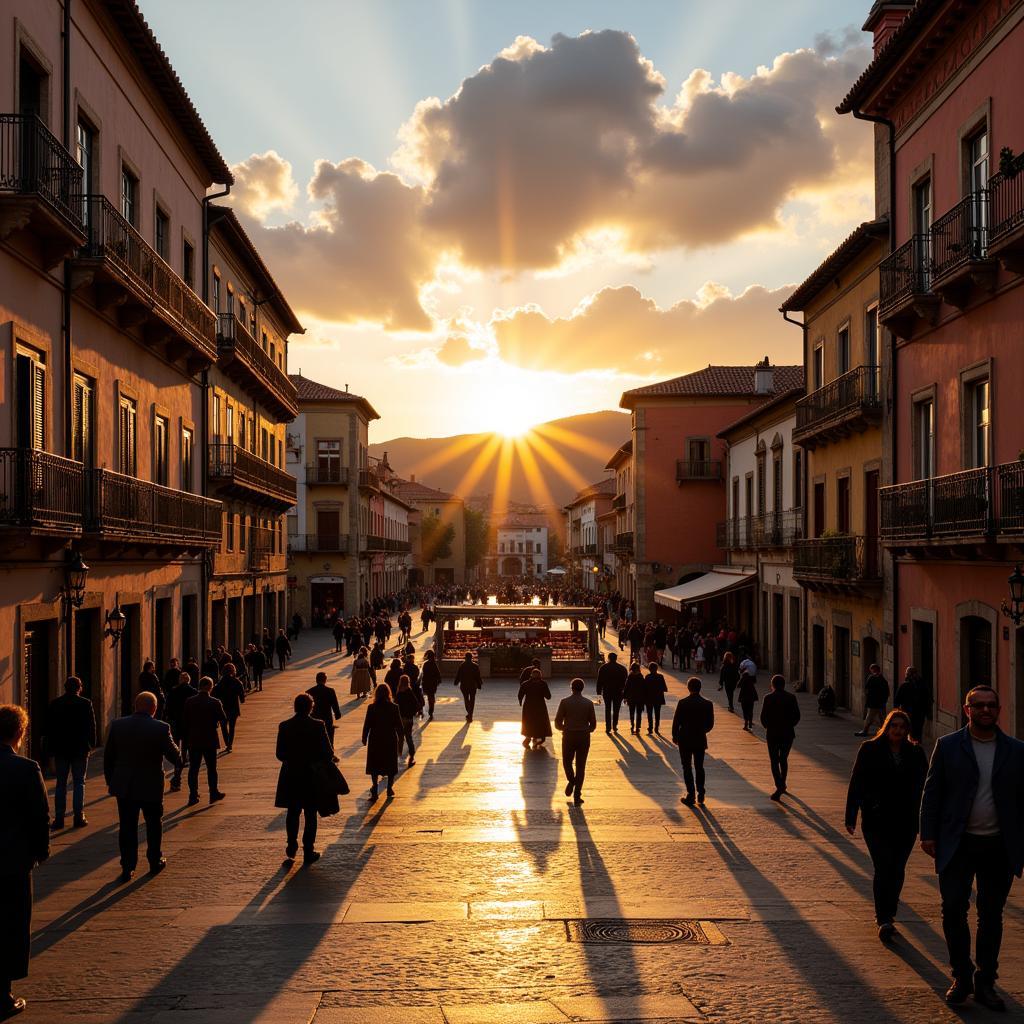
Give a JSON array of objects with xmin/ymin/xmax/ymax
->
[
  {"xmin": 213, "ymin": 664, "xmax": 245, "ymax": 752},
  {"xmin": 103, "ymin": 692, "xmax": 182, "ymax": 881},
  {"xmin": 182, "ymin": 677, "xmax": 227, "ymax": 806},
  {"xmin": 920, "ymin": 684, "xmax": 1024, "ymax": 1010},
  {"xmin": 596, "ymin": 652, "xmax": 627, "ymax": 735},
  {"xmin": 454, "ymin": 653, "xmax": 482, "ymax": 723},
  {"xmin": 554, "ymin": 678, "xmax": 596, "ymax": 806},
  {"xmin": 0, "ymin": 704, "xmax": 49, "ymax": 1021},
  {"xmin": 275, "ymin": 628, "xmax": 292, "ymax": 671},
  {"xmin": 672, "ymin": 677, "xmax": 715, "ymax": 806},
  {"xmin": 245, "ymin": 643, "xmax": 267, "ymax": 692},
  {"xmin": 307, "ymin": 671, "xmax": 342, "ymax": 751},
  {"xmin": 43, "ymin": 676, "xmax": 96, "ymax": 830},
  {"xmin": 855, "ymin": 663, "xmax": 890, "ymax": 737},
  {"xmin": 759, "ymin": 674, "xmax": 800, "ymax": 802}
]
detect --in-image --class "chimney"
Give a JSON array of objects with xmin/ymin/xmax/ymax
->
[
  {"xmin": 863, "ymin": 2, "xmax": 914, "ymax": 54},
  {"xmin": 754, "ymin": 356, "xmax": 774, "ymax": 395},
  {"xmin": 410, "ymin": 473, "xmax": 416, "ymax": 483}
]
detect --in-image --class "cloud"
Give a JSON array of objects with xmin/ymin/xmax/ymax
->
[
  {"xmin": 228, "ymin": 150, "xmax": 299, "ymax": 219},
  {"xmin": 492, "ymin": 283, "xmax": 800, "ymax": 374},
  {"xmin": 435, "ymin": 334, "xmax": 489, "ymax": 366}
]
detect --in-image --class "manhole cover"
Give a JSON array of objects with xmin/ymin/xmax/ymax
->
[{"xmin": 566, "ymin": 919, "xmax": 725, "ymax": 945}]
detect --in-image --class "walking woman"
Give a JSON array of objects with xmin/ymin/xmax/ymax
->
[
  {"xmin": 394, "ymin": 676, "xmax": 424, "ymax": 767},
  {"xmin": 719, "ymin": 651, "xmax": 740, "ymax": 713},
  {"xmin": 845, "ymin": 709, "xmax": 928, "ymax": 941},
  {"xmin": 383, "ymin": 658, "xmax": 404, "ymax": 695},
  {"xmin": 518, "ymin": 667, "xmax": 552, "ymax": 749},
  {"xmin": 624, "ymin": 662, "xmax": 646, "ymax": 735},
  {"xmin": 350, "ymin": 647, "xmax": 375, "ymax": 700},
  {"xmin": 361, "ymin": 683, "xmax": 403, "ymax": 800},
  {"xmin": 737, "ymin": 664, "xmax": 758, "ymax": 730},
  {"xmin": 643, "ymin": 662, "xmax": 668, "ymax": 735},
  {"xmin": 421, "ymin": 649, "xmax": 441, "ymax": 719}
]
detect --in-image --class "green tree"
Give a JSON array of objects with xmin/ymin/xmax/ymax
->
[
  {"xmin": 464, "ymin": 506, "xmax": 489, "ymax": 570},
  {"xmin": 420, "ymin": 513, "xmax": 455, "ymax": 564}
]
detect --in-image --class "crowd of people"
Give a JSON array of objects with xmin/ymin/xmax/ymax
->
[{"xmin": 1, "ymin": 596, "xmax": 1023, "ymax": 1018}]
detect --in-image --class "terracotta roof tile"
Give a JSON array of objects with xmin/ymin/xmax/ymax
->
[
  {"xmin": 289, "ymin": 374, "xmax": 380, "ymax": 420},
  {"xmin": 621, "ymin": 364, "xmax": 804, "ymax": 405},
  {"xmin": 391, "ymin": 479, "xmax": 460, "ymax": 503}
]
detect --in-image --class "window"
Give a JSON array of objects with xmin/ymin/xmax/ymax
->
[
  {"xmin": 226, "ymin": 511, "xmax": 235, "ymax": 552},
  {"xmin": 212, "ymin": 394, "xmax": 222, "ymax": 444},
  {"xmin": 183, "ymin": 240, "xmax": 195, "ymax": 289},
  {"xmin": 966, "ymin": 377, "xmax": 991, "ymax": 469},
  {"xmin": 72, "ymin": 374, "xmax": 94, "ymax": 466},
  {"xmin": 261, "ymin": 427, "xmax": 270, "ymax": 462},
  {"xmin": 837, "ymin": 324, "xmax": 850, "ymax": 376},
  {"xmin": 120, "ymin": 167, "xmax": 138, "ymax": 226},
  {"xmin": 865, "ymin": 306, "xmax": 879, "ymax": 398},
  {"xmin": 238, "ymin": 411, "xmax": 246, "ymax": 447},
  {"xmin": 15, "ymin": 349, "xmax": 46, "ymax": 451},
  {"xmin": 792, "ymin": 448, "xmax": 803, "ymax": 510},
  {"xmin": 967, "ymin": 129, "xmax": 989, "ymax": 245},
  {"xmin": 75, "ymin": 119, "xmax": 95, "ymax": 223},
  {"xmin": 755, "ymin": 446, "xmax": 766, "ymax": 516},
  {"xmin": 238, "ymin": 297, "xmax": 246, "ymax": 331},
  {"xmin": 18, "ymin": 49, "xmax": 48, "ymax": 122},
  {"xmin": 914, "ymin": 396, "xmax": 935, "ymax": 480},
  {"xmin": 837, "ymin": 476, "xmax": 851, "ymax": 534},
  {"xmin": 118, "ymin": 395, "xmax": 137, "ymax": 475},
  {"xmin": 240, "ymin": 513, "xmax": 247, "ymax": 552},
  {"xmin": 772, "ymin": 452, "xmax": 783, "ymax": 514},
  {"xmin": 155, "ymin": 206, "xmax": 170, "ymax": 261},
  {"xmin": 249, "ymin": 419, "xmax": 256, "ymax": 454},
  {"xmin": 226, "ymin": 405, "xmax": 234, "ymax": 450},
  {"xmin": 226, "ymin": 286, "xmax": 234, "ymax": 318},
  {"xmin": 261, "ymin": 330, "xmax": 268, "ymax": 351},
  {"xmin": 913, "ymin": 177, "xmax": 932, "ymax": 286},
  {"xmin": 212, "ymin": 273, "xmax": 221, "ymax": 313},
  {"xmin": 154, "ymin": 415, "xmax": 169, "ymax": 486},
  {"xmin": 317, "ymin": 439, "xmax": 341, "ymax": 482},
  {"xmin": 181, "ymin": 427, "xmax": 194, "ymax": 492},
  {"xmin": 812, "ymin": 343, "xmax": 824, "ymax": 391}
]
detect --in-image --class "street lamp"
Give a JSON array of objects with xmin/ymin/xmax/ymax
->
[
  {"xmin": 60, "ymin": 548, "xmax": 90, "ymax": 619},
  {"xmin": 1002, "ymin": 564, "xmax": 1024, "ymax": 626},
  {"xmin": 104, "ymin": 598, "xmax": 127, "ymax": 647}
]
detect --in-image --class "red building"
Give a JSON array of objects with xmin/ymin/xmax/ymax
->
[
  {"xmin": 620, "ymin": 363, "xmax": 802, "ymax": 621},
  {"xmin": 839, "ymin": 0, "xmax": 1024, "ymax": 736}
]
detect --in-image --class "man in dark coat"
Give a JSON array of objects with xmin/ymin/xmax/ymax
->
[
  {"xmin": 103, "ymin": 691, "xmax": 182, "ymax": 882},
  {"xmin": 855, "ymin": 663, "xmax": 890, "ymax": 737},
  {"xmin": 43, "ymin": 676, "xmax": 96, "ymax": 830},
  {"xmin": 672, "ymin": 677, "xmax": 715, "ymax": 806},
  {"xmin": 920, "ymin": 684, "xmax": 1024, "ymax": 1011},
  {"xmin": 454, "ymin": 653, "xmax": 483, "ymax": 722},
  {"xmin": 165, "ymin": 671, "xmax": 198, "ymax": 791},
  {"xmin": 212, "ymin": 664, "xmax": 245, "ymax": 752},
  {"xmin": 759, "ymin": 674, "xmax": 800, "ymax": 802},
  {"xmin": 895, "ymin": 666, "xmax": 931, "ymax": 742},
  {"xmin": 554, "ymin": 678, "xmax": 596, "ymax": 805},
  {"xmin": 275, "ymin": 628, "xmax": 292, "ymax": 671},
  {"xmin": 0, "ymin": 704, "xmax": 49, "ymax": 1020},
  {"xmin": 595, "ymin": 652, "xmax": 628, "ymax": 735},
  {"xmin": 276, "ymin": 692, "xmax": 333, "ymax": 866},
  {"xmin": 245, "ymin": 644, "xmax": 267, "ymax": 692},
  {"xmin": 161, "ymin": 658, "xmax": 182, "ymax": 706},
  {"xmin": 627, "ymin": 622, "xmax": 644, "ymax": 663},
  {"xmin": 307, "ymin": 671, "xmax": 342, "ymax": 751},
  {"xmin": 182, "ymin": 677, "xmax": 228, "ymax": 806}
]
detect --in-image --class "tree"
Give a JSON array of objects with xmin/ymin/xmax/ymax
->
[
  {"xmin": 464, "ymin": 506, "xmax": 489, "ymax": 571},
  {"xmin": 420, "ymin": 513, "xmax": 455, "ymax": 564}
]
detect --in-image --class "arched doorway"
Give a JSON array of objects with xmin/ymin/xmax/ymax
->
[
  {"xmin": 501, "ymin": 556, "xmax": 522, "ymax": 576},
  {"xmin": 960, "ymin": 614, "xmax": 993, "ymax": 702}
]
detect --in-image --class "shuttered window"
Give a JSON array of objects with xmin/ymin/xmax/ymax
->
[
  {"xmin": 118, "ymin": 396, "xmax": 137, "ymax": 475},
  {"xmin": 15, "ymin": 351, "xmax": 46, "ymax": 451},
  {"xmin": 154, "ymin": 415, "xmax": 169, "ymax": 486},
  {"xmin": 72, "ymin": 374, "xmax": 93, "ymax": 465},
  {"xmin": 181, "ymin": 427, "xmax": 194, "ymax": 492}
]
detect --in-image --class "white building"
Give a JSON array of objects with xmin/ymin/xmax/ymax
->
[
  {"xmin": 493, "ymin": 516, "xmax": 549, "ymax": 577},
  {"xmin": 564, "ymin": 479, "xmax": 615, "ymax": 590}
]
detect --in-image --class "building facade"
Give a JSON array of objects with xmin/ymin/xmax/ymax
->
[
  {"xmin": 782, "ymin": 220, "xmax": 887, "ymax": 711},
  {"xmin": 606, "ymin": 441, "xmax": 634, "ymax": 601},
  {"xmin": 489, "ymin": 518, "xmax": 550, "ymax": 577},
  {"xmin": 839, "ymin": 0, "xmax": 1024, "ymax": 736},
  {"xmin": 391, "ymin": 477, "xmax": 466, "ymax": 586},
  {"xmin": 1, "ymin": 0, "xmax": 232, "ymax": 755},
  {"xmin": 564, "ymin": 478, "xmax": 615, "ymax": 590}
]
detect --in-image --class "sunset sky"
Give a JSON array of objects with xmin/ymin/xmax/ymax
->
[{"xmin": 144, "ymin": 1, "xmax": 876, "ymax": 442}]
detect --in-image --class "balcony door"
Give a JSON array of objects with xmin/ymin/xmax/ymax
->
[
  {"xmin": 317, "ymin": 508, "xmax": 340, "ymax": 550},
  {"xmin": 914, "ymin": 398, "xmax": 935, "ymax": 480},
  {"xmin": 118, "ymin": 396, "xmax": 137, "ymax": 476},
  {"xmin": 865, "ymin": 307, "xmax": 880, "ymax": 399},
  {"xmin": 968, "ymin": 128, "xmax": 989, "ymax": 251},
  {"xmin": 317, "ymin": 439, "xmax": 341, "ymax": 483},
  {"xmin": 836, "ymin": 476, "xmax": 851, "ymax": 534},
  {"xmin": 864, "ymin": 470, "xmax": 879, "ymax": 578},
  {"xmin": 72, "ymin": 374, "xmax": 94, "ymax": 466},
  {"xmin": 15, "ymin": 350, "xmax": 45, "ymax": 451},
  {"xmin": 813, "ymin": 481, "xmax": 825, "ymax": 538}
]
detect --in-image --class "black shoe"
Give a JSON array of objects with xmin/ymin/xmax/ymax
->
[
  {"xmin": 573, "ymin": 796, "xmax": 584, "ymax": 805},
  {"xmin": 973, "ymin": 981, "xmax": 1006, "ymax": 1012},
  {"xmin": 945, "ymin": 979, "xmax": 973, "ymax": 1005},
  {"xmin": 74, "ymin": 815, "xmax": 88, "ymax": 828},
  {"xmin": 149, "ymin": 858, "xmax": 167, "ymax": 875},
  {"xmin": 769, "ymin": 790, "xmax": 782, "ymax": 802},
  {"xmin": 386, "ymin": 787, "xmax": 396, "ymax": 798},
  {"xmin": 605, "ymin": 729, "xmax": 612, "ymax": 735},
  {"xmin": 697, "ymin": 793, "xmax": 706, "ymax": 805},
  {"xmin": 0, "ymin": 996, "xmax": 27, "ymax": 1019},
  {"xmin": 681, "ymin": 794, "xmax": 695, "ymax": 807},
  {"xmin": 369, "ymin": 785, "xmax": 378, "ymax": 801},
  {"xmin": 565, "ymin": 779, "xmax": 575, "ymax": 796},
  {"xmin": 303, "ymin": 851, "xmax": 321, "ymax": 867},
  {"xmin": 187, "ymin": 794, "xmax": 200, "ymax": 806},
  {"xmin": 285, "ymin": 846, "xmax": 298, "ymax": 861},
  {"xmin": 50, "ymin": 819, "xmax": 64, "ymax": 832},
  {"xmin": 877, "ymin": 922, "xmax": 896, "ymax": 942},
  {"xmin": 209, "ymin": 791, "xmax": 226, "ymax": 804}
]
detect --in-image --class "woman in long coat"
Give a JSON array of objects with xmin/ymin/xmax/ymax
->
[
  {"xmin": 642, "ymin": 662, "xmax": 668, "ymax": 735},
  {"xmin": 383, "ymin": 658, "xmax": 404, "ymax": 695},
  {"xmin": 518, "ymin": 667, "xmax": 552, "ymax": 749},
  {"xmin": 420, "ymin": 649, "xmax": 442, "ymax": 719},
  {"xmin": 737, "ymin": 666, "xmax": 759, "ymax": 731},
  {"xmin": 624, "ymin": 662, "xmax": 646, "ymax": 734},
  {"xmin": 362, "ymin": 683, "xmax": 403, "ymax": 799},
  {"xmin": 719, "ymin": 651, "xmax": 740, "ymax": 713},
  {"xmin": 350, "ymin": 647, "xmax": 375, "ymax": 699}
]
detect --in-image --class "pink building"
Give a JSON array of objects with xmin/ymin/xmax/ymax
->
[{"xmin": 839, "ymin": 0, "xmax": 1024, "ymax": 735}]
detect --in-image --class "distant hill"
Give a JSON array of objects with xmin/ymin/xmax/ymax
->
[{"xmin": 369, "ymin": 410, "xmax": 629, "ymax": 508}]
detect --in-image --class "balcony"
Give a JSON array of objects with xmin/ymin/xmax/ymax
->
[
  {"xmin": 793, "ymin": 366, "xmax": 882, "ymax": 450},
  {"xmin": 0, "ymin": 114, "xmax": 87, "ymax": 268},
  {"xmin": 208, "ymin": 443, "xmax": 296, "ymax": 510},
  {"xmin": 358, "ymin": 467, "xmax": 381, "ymax": 491},
  {"xmin": 85, "ymin": 469, "xmax": 220, "ymax": 547},
  {"xmin": 930, "ymin": 192, "xmax": 997, "ymax": 307},
  {"xmin": 676, "ymin": 459, "xmax": 722, "ymax": 483},
  {"xmin": 288, "ymin": 534, "xmax": 350, "ymax": 555},
  {"xmin": 793, "ymin": 535, "xmax": 880, "ymax": 591},
  {"xmin": 612, "ymin": 492, "xmax": 626, "ymax": 510},
  {"xmin": 988, "ymin": 153, "xmax": 1024, "ymax": 274},
  {"xmin": 216, "ymin": 314, "xmax": 298, "ymax": 421},
  {"xmin": 305, "ymin": 463, "xmax": 350, "ymax": 486},
  {"xmin": 71, "ymin": 195, "xmax": 216, "ymax": 371},
  {"xmin": 583, "ymin": 543, "xmax": 597, "ymax": 555},
  {"xmin": 878, "ymin": 235, "xmax": 940, "ymax": 338},
  {"xmin": 386, "ymin": 538, "xmax": 412, "ymax": 553},
  {"xmin": 0, "ymin": 448, "xmax": 84, "ymax": 536},
  {"xmin": 717, "ymin": 510, "xmax": 803, "ymax": 551},
  {"xmin": 614, "ymin": 531, "xmax": 634, "ymax": 554},
  {"xmin": 365, "ymin": 534, "xmax": 387, "ymax": 552}
]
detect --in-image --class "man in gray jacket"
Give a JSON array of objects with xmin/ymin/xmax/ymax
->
[{"xmin": 554, "ymin": 678, "xmax": 596, "ymax": 806}]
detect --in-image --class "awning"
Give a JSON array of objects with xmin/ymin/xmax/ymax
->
[{"xmin": 654, "ymin": 569, "xmax": 755, "ymax": 611}]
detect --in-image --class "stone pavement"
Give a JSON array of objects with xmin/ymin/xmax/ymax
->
[{"xmin": 23, "ymin": 626, "xmax": 1024, "ymax": 1023}]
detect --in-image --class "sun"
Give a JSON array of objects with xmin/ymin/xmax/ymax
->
[{"xmin": 483, "ymin": 387, "xmax": 547, "ymax": 438}]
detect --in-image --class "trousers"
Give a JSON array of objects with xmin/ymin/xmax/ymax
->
[
  {"xmin": 187, "ymin": 746, "xmax": 219, "ymax": 797},
  {"xmin": 285, "ymin": 802, "xmax": 318, "ymax": 856},
  {"xmin": 116, "ymin": 796, "xmax": 163, "ymax": 870},
  {"xmin": 678, "ymin": 746, "xmax": 706, "ymax": 797},
  {"xmin": 766, "ymin": 735, "xmax": 793, "ymax": 791},
  {"xmin": 53, "ymin": 754, "xmax": 88, "ymax": 820},
  {"xmin": 561, "ymin": 732, "xmax": 591, "ymax": 795},
  {"xmin": 603, "ymin": 695, "xmax": 622, "ymax": 731},
  {"xmin": 863, "ymin": 826, "xmax": 916, "ymax": 924},
  {"xmin": 462, "ymin": 690, "xmax": 477, "ymax": 719}
]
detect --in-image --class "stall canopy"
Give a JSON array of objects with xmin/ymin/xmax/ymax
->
[{"xmin": 654, "ymin": 569, "xmax": 755, "ymax": 611}]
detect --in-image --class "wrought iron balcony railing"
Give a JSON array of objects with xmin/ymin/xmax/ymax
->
[
  {"xmin": 793, "ymin": 535, "xmax": 880, "ymax": 585},
  {"xmin": 386, "ymin": 538, "xmax": 412, "ymax": 553},
  {"xmin": 614, "ymin": 531, "xmax": 634, "ymax": 553},
  {"xmin": 208, "ymin": 443, "xmax": 296, "ymax": 508},
  {"xmin": 879, "ymin": 234, "xmax": 933, "ymax": 314},
  {"xmin": 359, "ymin": 468, "xmax": 381, "ymax": 490},
  {"xmin": 881, "ymin": 465, "xmax": 999, "ymax": 543},
  {"xmin": 305, "ymin": 463, "xmax": 350, "ymax": 486},
  {"xmin": 988, "ymin": 153, "xmax": 1024, "ymax": 253},
  {"xmin": 717, "ymin": 510, "xmax": 803, "ymax": 550},
  {"xmin": 612, "ymin": 492, "xmax": 626, "ymax": 510},
  {"xmin": 931, "ymin": 191, "xmax": 989, "ymax": 280},
  {"xmin": 0, "ymin": 448, "xmax": 84, "ymax": 533},
  {"xmin": 676, "ymin": 459, "xmax": 722, "ymax": 482},
  {"xmin": 793, "ymin": 365, "xmax": 881, "ymax": 447},
  {"xmin": 289, "ymin": 534, "xmax": 350, "ymax": 554},
  {"xmin": 216, "ymin": 313, "xmax": 298, "ymax": 419}
]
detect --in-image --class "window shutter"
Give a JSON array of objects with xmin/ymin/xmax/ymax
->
[{"xmin": 32, "ymin": 363, "xmax": 45, "ymax": 451}]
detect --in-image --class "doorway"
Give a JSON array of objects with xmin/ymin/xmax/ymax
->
[
  {"xmin": 154, "ymin": 597, "xmax": 171, "ymax": 673},
  {"xmin": 228, "ymin": 596, "xmax": 241, "ymax": 651},
  {"xmin": 772, "ymin": 592, "xmax": 785, "ymax": 675},
  {"xmin": 864, "ymin": 470, "xmax": 880, "ymax": 578},
  {"xmin": 74, "ymin": 609, "xmax": 102, "ymax": 731},
  {"xmin": 181, "ymin": 594, "xmax": 197, "ymax": 664},
  {"xmin": 912, "ymin": 619, "xmax": 935, "ymax": 724},
  {"xmin": 788, "ymin": 595, "xmax": 801, "ymax": 681},
  {"xmin": 23, "ymin": 620, "xmax": 56, "ymax": 761},
  {"xmin": 811, "ymin": 623, "xmax": 825, "ymax": 693},
  {"xmin": 862, "ymin": 635, "xmax": 880, "ymax": 680},
  {"xmin": 834, "ymin": 625, "xmax": 851, "ymax": 707},
  {"xmin": 211, "ymin": 598, "xmax": 225, "ymax": 650},
  {"xmin": 119, "ymin": 604, "xmax": 141, "ymax": 715},
  {"xmin": 960, "ymin": 615, "xmax": 993, "ymax": 703}
]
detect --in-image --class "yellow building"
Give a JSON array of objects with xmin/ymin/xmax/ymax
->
[
  {"xmin": 390, "ymin": 478, "xmax": 467, "ymax": 586},
  {"xmin": 782, "ymin": 220, "xmax": 887, "ymax": 712}
]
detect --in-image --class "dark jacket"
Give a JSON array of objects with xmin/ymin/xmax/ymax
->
[
  {"xmin": 275, "ymin": 634, "xmax": 292, "ymax": 657},
  {"xmin": 182, "ymin": 692, "xmax": 228, "ymax": 750},
  {"xmin": 245, "ymin": 648, "xmax": 267, "ymax": 673},
  {"xmin": 362, "ymin": 702, "xmax": 403, "ymax": 776},
  {"xmin": 642, "ymin": 670, "xmax": 668, "ymax": 707},
  {"xmin": 395, "ymin": 688, "xmax": 424, "ymax": 721},
  {"xmin": 307, "ymin": 683, "xmax": 342, "ymax": 729},
  {"xmin": 554, "ymin": 693, "xmax": 597, "ymax": 733},
  {"xmin": 624, "ymin": 669, "xmax": 646, "ymax": 705},
  {"xmin": 596, "ymin": 660, "xmax": 628, "ymax": 700},
  {"xmin": 421, "ymin": 660, "xmax": 442, "ymax": 694},
  {"xmin": 518, "ymin": 676, "xmax": 553, "ymax": 738},
  {"xmin": 737, "ymin": 672, "xmax": 759, "ymax": 706},
  {"xmin": 920, "ymin": 727, "xmax": 1024, "ymax": 876},
  {"xmin": 274, "ymin": 714, "xmax": 334, "ymax": 809},
  {"xmin": 864, "ymin": 672, "xmax": 890, "ymax": 711},
  {"xmin": 895, "ymin": 677, "xmax": 931, "ymax": 720},
  {"xmin": 103, "ymin": 712, "xmax": 181, "ymax": 803},
  {"xmin": 454, "ymin": 660, "xmax": 483, "ymax": 693},
  {"xmin": 213, "ymin": 675, "xmax": 246, "ymax": 719},
  {"xmin": 719, "ymin": 663, "xmax": 740, "ymax": 692},
  {"xmin": 759, "ymin": 689, "xmax": 800, "ymax": 740},
  {"xmin": 43, "ymin": 692, "xmax": 97, "ymax": 759},
  {"xmin": 0, "ymin": 744, "xmax": 49, "ymax": 874},
  {"xmin": 672, "ymin": 693, "xmax": 715, "ymax": 751},
  {"xmin": 845, "ymin": 738, "xmax": 928, "ymax": 834},
  {"xmin": 165, "ymin": 681, "xmax": 199, "ymax": 728},
  {"xmin": 139, "ymin": 670, "xmax": 163, "ymax": 716}
]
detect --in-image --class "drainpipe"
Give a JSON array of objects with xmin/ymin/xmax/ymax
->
[
  {"xmin": 61, "ymin": 0, "xmax": 73, "ymax": 460},
  {"xmin": 852, "ymin": 109, "xmax": 899, "ymax": 680}
]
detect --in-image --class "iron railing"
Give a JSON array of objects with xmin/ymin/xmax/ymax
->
[
  {"xmin": 386, "ymin": 538, "xmax": 412, "ymax": 553},
  {"xmin": 989, "ymin": 153, "xmax": 1024, "ymax": 248},
  {"xmin": 77, "ymin": 194, "xmax": 216, "ymax": 356},
  {"xmin": 583, "ymin": 543, "xmax": 597, "ymax": 555},
  {"xmin": 216, "ymin": 313, "xmax": 298, "ymax": 415},
  {"xmin": 932, "ymin": 191, "xmax": 989, "ymax": 280},
  {"xmin": 614, "ymin": 531, "xmax": 634, "ymax": 552},
  {"xmin": 305, "ymin": 462, "xmax": 350, "ymax": 485},
  {"xmin": 718, "ymin": 510, "xmax": 803, "ymax": 550},
  {"xmin": 0, "ymin": 113, "xmax": 84, "ymax": 230},
  {"xmin": 612, "ymin": 492, "xmax": 626, "ymax": 510},
  {"xmin": 0, "ymin": 448, "xmax": 84, "ymax": 532},
  {"xmin": 880, "ymin": 234, "xmax": 933, "ymax": 313},
  {"xmin": 289, "ymin": 534, "xmax": 349, "ymax": 554},
  {"xmin": 676, "ymin": 459, "xmax": 722, "ymax": 482},
  {"xmin": 794, "ymin": 535, "xmax": 880, "ymax": 583},
  {"xmin": 795, "ymin": 365, "xmax": 880, "ymax": 434},
  {"xmin": 997, "ymin": 461, "xmax": 1024, "ymax": 534},
  {"xmin": 359, "ymin": 468, "xmax": 381, "ymax": 490},
  {"xmin": 86, "ymin": 468, "xmax": 220, "ymax": 543},
  {"xmin": 881, "ymin": 466, "xmax": 994, "ymax": 541},
  {"xmin": 208, "ymin": 443, "xmax": 296, "ymax": 505},
  {"xmin": 365, "ymin": 534, "xmax": 387, "ymax": 551}
]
